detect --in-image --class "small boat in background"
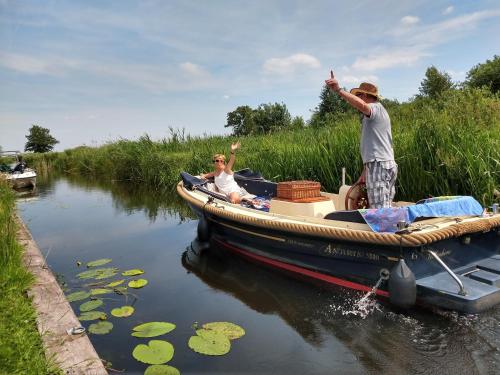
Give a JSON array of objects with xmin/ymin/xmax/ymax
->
[
  {"xmin": 177, "ymin": 168, "xmax": 500, "ymax": 314},
  {"xmin": 0, "ymin": 151, "xmax": 37, "ymax": 189}
]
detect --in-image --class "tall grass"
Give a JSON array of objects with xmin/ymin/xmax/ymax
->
[
  {"xmin": 0, "ymin": 178, "xmax": 61, "ymax": 374},
  {"xmin": 25, "ymin": 88, "xmax": 500, "ymax": 206}
]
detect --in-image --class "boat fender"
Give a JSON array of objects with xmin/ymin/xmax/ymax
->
[
  {"xmin": 197, "ymin": 215, "xmax": 211, "ymax": 242},
  {"xmin": 388, "ymin": 259, "xmax": 416, "ymax": 309}
]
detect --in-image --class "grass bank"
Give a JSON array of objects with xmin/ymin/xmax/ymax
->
[
  {"xmin": 26, "ymin": 88, "xmax": 500, "ymax": 206},
  {"xmin": 0, "ymin": 179, "xmax": 60, "ymax": 374}
]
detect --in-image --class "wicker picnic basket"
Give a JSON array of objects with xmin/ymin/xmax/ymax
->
[{"xmin": 277, "ymin": 180, "xmax": 321, "ymax": 201}]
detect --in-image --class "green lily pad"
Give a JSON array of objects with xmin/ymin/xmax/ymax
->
[
  {"xmin": 128, "ymin": 279, "xmax": 148, "ymax": 288},
  {"xmin": 132, "ymin": 340, "xmax": 174, "ymax": 365},
  {"xmin": 144, "ymin": 365, "xmax": 180, "ymax": 375},
  {"xmin": 122, "ymin": 269, "xmax": 144, "ymax": 276},
  {"xmin": 202, "ymin": 322, "xmax": 245, "ymax": 340},
  {"xmin": 88, "ymin": 321, "xmax": 113, "ymax": 335},
  {"xmin": 79, "ymin": 299, "xmax": 103, "ymax": 312},
  {"xmin": 111, "ymin": 306, "xmax": 135, "ymax": 318},
  {"xmin": 132, "ymin": 322, "xmax": 176, "ymax": 338},
  {"xmin": 77, "ymin": 267, "xmax": 118, "ymax": 280},
  {"xmin": 66, "ymin": 290, "xmax": 91, "ymax": 302},
  {"xmin": 78, "ymin": 311, "xmax": 107, "ymax": 321},
  {"xmin": 188, "ymin": 329, "xmax": 231, "ymax": 356},
  {"xmin": 87, "ymin": 258, "xmax": 112, "ymax": 267},
  {"xmin": 106, "ymin": 279, "xmax": 125, "ymax": 287},
  {"xmin": 91, "ymin": 288, "xmax": 113, "ymax": 295}
]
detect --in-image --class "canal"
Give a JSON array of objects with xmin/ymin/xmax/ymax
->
[{"xmin": 16, "ymin": 174, "xmax": 500, "ymax": 374}]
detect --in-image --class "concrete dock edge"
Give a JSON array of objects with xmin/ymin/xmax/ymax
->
[{"xmin": 16, "ymin": 214, "xmax": 108, "ymax": 375}]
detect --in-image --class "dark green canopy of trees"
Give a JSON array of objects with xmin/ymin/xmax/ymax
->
[
  {"xmin": 419, "ymin": 66, "xmax": 454, "ymax": 99},
  {"xmin": 225, "ymin": 103, "xmax": 295, "ymax": 136},
  {"xmin": 465, "ymin": 55, "xmax": 500, "ymax": 94},
  {"xmin": 24, "ymin": 125, "xmax": 59, "ymax": 153}
]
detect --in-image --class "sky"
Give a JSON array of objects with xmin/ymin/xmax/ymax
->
[{"xmin": 1, "ymin": 0, "xmax": 499, "ymax": 151}]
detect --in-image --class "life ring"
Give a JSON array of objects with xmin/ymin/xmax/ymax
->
[{"xmin": 344, "ymin": 181, "xmax": 369, "ymax": 210}]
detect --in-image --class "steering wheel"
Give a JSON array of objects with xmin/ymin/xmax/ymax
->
[{"xmin": 345, "ymin": 180, "xmax": 369, "ymax": 210}]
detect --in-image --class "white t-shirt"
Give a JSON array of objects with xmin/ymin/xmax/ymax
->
[{"xmin": 214, "ymin": 171, "xmax": 241, "ymax": 195}]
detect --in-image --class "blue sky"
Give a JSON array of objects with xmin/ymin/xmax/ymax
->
[{"xmin": 1, "ymin": 0, "xmax": 499, "ymax": 151}]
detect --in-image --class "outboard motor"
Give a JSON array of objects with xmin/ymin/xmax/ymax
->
[{"xmin": 389, "ymin": 259, "xmax": 416, "ymax": 309}]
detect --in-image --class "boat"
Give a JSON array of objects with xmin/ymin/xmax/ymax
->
[
  {"xmin": 0, "ymin": 151, "xmax": 37, "ymax": 189},
  {"xmin": 177, "ymin": 168, "xmax": 500, "ymax": 313}
]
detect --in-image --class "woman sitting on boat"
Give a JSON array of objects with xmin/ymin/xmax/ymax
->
[{"xmin": 200, "ymin": 142, "xmax": 244, "ymax": 204}]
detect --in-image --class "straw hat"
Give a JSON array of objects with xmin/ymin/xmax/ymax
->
[{"xmin": 350, "ymin": 82, "xmax": 382, "ymax": 99}]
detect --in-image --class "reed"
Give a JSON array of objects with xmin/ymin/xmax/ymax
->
[
  {"xmin": 0, "ymin": 178, "xmax": 61, "ymax": 374},
  {"xmin": 25, "ymin": 88, "xmax": 500, "ymax": 206}
]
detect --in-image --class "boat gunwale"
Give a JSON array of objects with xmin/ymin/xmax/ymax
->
[{"xmin": 177, "ymin": 181, "xmax": 500, "ymax": 248}]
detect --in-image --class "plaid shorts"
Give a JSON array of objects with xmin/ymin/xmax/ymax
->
[{"xmin": 365, "ymin": 161, "xmax": 398, "ymax": 208}]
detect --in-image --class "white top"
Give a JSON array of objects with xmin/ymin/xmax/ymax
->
[{"xmin": 214, "ymin": 171, "xmax": 241, "ymax": 195}]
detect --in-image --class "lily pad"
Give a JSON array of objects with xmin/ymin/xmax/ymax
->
[
  {"xmin": 66, "ymin": 290, "xmax": 91, "ymax": 302},
  {"xmin": 132, "ymin": 340, "xmax": 174, "ymax": 365},
  {"xmin": 122, "ymin": 269, "xmax": 144, "ymax": 276},
  {"xmin": 106, "ymin": 279, "xmax": 125, "ymax": 287},
  {"xmin": 79, "ymin": 299, "xmax": 103, "ymax": 312},
  {"xmin": 77, "ymin": 267, "xmax": 118, "ymax": 280},
  {"xmin": 111, "ymin": 306, "xmax": 135, "ymax": 318},
  {"xmin": 132, "ymin": 322, "xmax": 176, "ymax": 338},
  {"xmin": 91, "ymin": 288, "xmax": 113, "ymax": 295},
  {"xmin": 88, "ymin": 321, "xmax": 113, "ymax": 335},
  {"xmin": 144, "ymin": 365, "xmax": 180, "ymax": 375},
  {"xmin": 87, "ymin": 258, "xmax": 112, "ymax": 267},
  {"xmin": 78, "ymin": 311, "xmax": 107, "ymax": 321},
  {"xmin": 188, "ymin": 329, "xmax": 231, "ymax": 356},
  {"xmin": 128, "ymin": 279, "xmax": 148, "ymax": 288},
  {"xmin": 202, "ymin": 322, "xmax": 245, "ymax": 340}
]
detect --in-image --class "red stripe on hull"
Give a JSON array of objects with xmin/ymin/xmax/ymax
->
[{"xmin": 214, "ymin": 238, "xmax": 389, "ymax": 297}]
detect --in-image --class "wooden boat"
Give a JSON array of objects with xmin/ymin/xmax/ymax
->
[
  {"xmin": 177, "ymin": 169, "xmax": 500, "ymax": 313},
  {"xmin": 0, "ymin": 151, "xmax": 37, "ymax": 189}
]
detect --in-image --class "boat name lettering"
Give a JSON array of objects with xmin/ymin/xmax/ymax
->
[
  {"xmin": 323, "ymin": 245, "xmax": 379, "ymax": 261},
  {"xmin": 426, "ymin": 248, "xmax": 452, "ymax": 259},
  {"xmin": 286, "ymin": 239, "xmax": 315, "ymax": 248}
]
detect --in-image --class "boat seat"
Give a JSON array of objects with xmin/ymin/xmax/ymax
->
[{"xmin": 323, "ymin": 210, "xmax": 367, "ymax": 223}]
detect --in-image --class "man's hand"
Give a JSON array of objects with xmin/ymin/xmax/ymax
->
[{"xmin": 325, "ymin": 70, "xmax": 341, "ymax": 93}]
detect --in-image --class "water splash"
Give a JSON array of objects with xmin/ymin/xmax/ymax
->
[{"xmin": 329, "ymin": 276, "xmax": 385, "ymax": 319}]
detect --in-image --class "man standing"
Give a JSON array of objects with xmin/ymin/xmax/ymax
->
[{"xmin": 325, "ymin": 72, "xmax": 397, "ymax": 208}]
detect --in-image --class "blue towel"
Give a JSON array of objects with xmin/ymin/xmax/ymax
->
[
  {"xmin": 360, "ymin": 196, "xmax": 483, "ymax": 233},
  {"xmin": 407, "ymin": 196, "xmax": 483, "ymax": 222}
]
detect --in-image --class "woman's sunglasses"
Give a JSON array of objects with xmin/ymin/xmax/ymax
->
[{"xmin": 213, "ymin": 159, "xmax": 225, "ymax": 163}]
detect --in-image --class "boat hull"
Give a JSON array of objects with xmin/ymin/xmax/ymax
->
[{"xmin": 189, "ymin": 203, "xmax": 500, "ymax": 313}]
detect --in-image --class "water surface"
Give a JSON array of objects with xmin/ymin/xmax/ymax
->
[{"xmin": 17, "ymin": 175, "xmax": 500, "ymax": 374}]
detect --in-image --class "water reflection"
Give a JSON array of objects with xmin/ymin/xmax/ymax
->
[
  {"xmin": 183, "ymin": 241, "xmax": 500, "ymax": 374},
  {"xmin": 60, "ymin": 173, "xmax": 196, "ymax": 221}
]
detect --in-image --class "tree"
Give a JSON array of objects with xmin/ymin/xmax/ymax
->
[
  {"xmin": 253, "ymin": 102, "xmax": 292, "ymax": 134},
  {"xmin": 418, "ymin": 66, "xmax": 454, "ymax": 99},
  {"xmin": 225, "ymin": 106, "xmax": 255, "ymax": 136},
  {"xmin": 465, "ymin": 55, "xmax": 500, "ymax": 94},
  {"xmin": 24, "ymin": 125, "xmax": 59, "ymax": 153},
  {"xmin": 317, "ymin": 85, "xmax": 352, "ymax": 118}
]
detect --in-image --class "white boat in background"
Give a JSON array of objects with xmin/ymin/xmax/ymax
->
[{"xmin": 0, "ymin": 151, "xmax": 37, "ymax": 189}]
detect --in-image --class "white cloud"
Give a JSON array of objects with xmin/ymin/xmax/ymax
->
[
  {"xmin": 263, "ymin": 53, "xmax": 321, "ymax": 75},
  {"xmin": 352, "ymin": 48, "xmax": 429, "ymax": 71},
  {"xmin": 352, "ymin": 10, "xmax": 500, "ymax": 72},
  {"xmin": 341, "ymin": 75, "xmax": 379, "ymax": 84},
  {"xmin": 179, "ymin": 62, "xmax": 208, "ymax": 77},
  {"xmin": 401, "ymin": 16, "xmax": 419, "ymax": 25},
  {"xmin": 223, "ymin": 95, "xmax": 230, "ymax": 99},
  {"xmin": 443, "ymin": 6, "xmax": 454, "ymax": 15}
]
